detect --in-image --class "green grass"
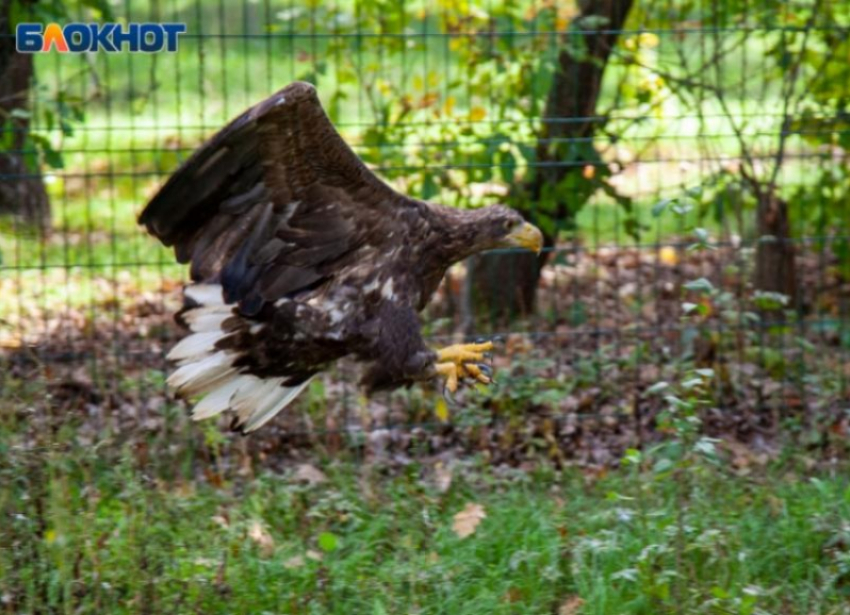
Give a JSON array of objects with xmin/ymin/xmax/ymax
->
[{"xmin": 3, "ymin": 423, "xmax": 850, "ymax": 614}]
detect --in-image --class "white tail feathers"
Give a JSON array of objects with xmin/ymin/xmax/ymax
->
[
  {"xmin": 167, "ymin": 284, "xmax": 310, "ymax": 433},
  {"xmin": 167, "ymin": 351, "xmax": 235, "ymax": 397},
  {"xmin": 189, "ymin": 374, "xmax": 312, "ymax": 433},
  {"xmin": 184, "ymin": 283, "xmax": 225, "ymax": 306},
  {"xmin": 191, "ymin": 376, "xmax": 251, "ymax": 421},
  {"xmin": 167, "ymin": 331, "xmax": 225, "ymax": 362},
  {"xmin": 235, "ymin": 377, "xmax": 313, "ymax": 433},
  {"xmin": 182, "ymin": 307, "xmax": 233, "ymax": 333}
]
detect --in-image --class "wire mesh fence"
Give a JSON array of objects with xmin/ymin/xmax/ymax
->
[
  {"xmin": 4, "ymin": 1, "xmax": 850, "ymax": 612},
  {"xmin": 1, "ymin": 0, "xmax": 849, "ymax": 468}
]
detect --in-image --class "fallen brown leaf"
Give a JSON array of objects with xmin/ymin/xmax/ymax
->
[
  {"xmin": 452, "ymin": 503, "xmax": 486, "ymax": 539},
  {"xmin": 434, "ymin": 462, "xmax": 452, "ymax": 493},
  {"xmin": 248, "ymin": 520, "xmax": 274, "ymax": 558},
  {"xmin": 283, "ymin": 554, "xmax": 305, "ymax": 569},
  {"xmin": 294, "ymin": 463, "xmax": 327, "ymax": 486},
  {"xmin": 558, "ymin": 596, "xmax": 584, "ymax": 615}
]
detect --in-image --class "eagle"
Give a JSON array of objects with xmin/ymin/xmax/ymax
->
[{"xmin": 140, "ymin": 82, "xmax": 542, "ymax": 434}]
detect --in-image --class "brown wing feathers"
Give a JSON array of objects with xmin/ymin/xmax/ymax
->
[
  {"xmin": 139, "ymin": 82, "xmax": 400, "ymax": 314},
  {"xmin": 141, "ymin": 112, "xmax": 260, "ymax": 248},
  {"xmin": 141, "ymin": 82, "xmax": 448, "ymax": 433}
]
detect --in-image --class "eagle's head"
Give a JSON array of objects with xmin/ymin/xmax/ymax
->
[
  {"xmin": 429, "ymin": 203, "xmax": 544, "ymax": 265},
  {"xmin": 476, "ymin": 205, "xmax": 543, "ymax": 255}
]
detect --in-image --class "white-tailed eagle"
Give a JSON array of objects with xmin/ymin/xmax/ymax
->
[{"xmin": 140, "ymin": 82, "xmax": 542, "ymax": 433}]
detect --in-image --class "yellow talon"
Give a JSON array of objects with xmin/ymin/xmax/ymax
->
[
  {"xmin": 433, "ymin": 341, "xmax": 494, "ymax": 393},
  {"xmin": 462, "ymin": 363, "xmax": 491, "ymax": 385},
  {"xmin": 435, "ymin": 362, "xmax": 459, "ymax": 393},
  {"xmin": 436, "ymin": 341, "xmax": 493, "ymax": 364}
]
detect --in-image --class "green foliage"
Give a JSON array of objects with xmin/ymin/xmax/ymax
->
[
  {"xmin": 636, "ymin": 0, "xmax": 850, "ymax": 260},
  {"xmin": 266, "ymin": 0, "xmax": 645, "ymax": 239},
  {"xmin": 4, "ymin": 1, "xmax": 99, "ymax": 175},
  {"xmin": 3, "ymin": 427, "xmax": 850, "ymax": 613}
]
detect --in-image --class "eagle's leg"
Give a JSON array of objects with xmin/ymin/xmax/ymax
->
[{"xmin": 434, "ymin": 341, "xmax": 494, "ymax": 393}]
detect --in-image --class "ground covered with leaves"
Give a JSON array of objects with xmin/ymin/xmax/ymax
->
[{"xmin": 3, "ymin": 242, "xmax": 849, "ymax": 469}]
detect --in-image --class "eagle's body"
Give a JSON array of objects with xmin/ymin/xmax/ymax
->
[{"xmin": 141, "ymin": 82, "xmax": 541, "ymax": 433}]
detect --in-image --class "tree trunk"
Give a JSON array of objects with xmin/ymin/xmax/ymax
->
[
  {"xmin": 0, "ymin": 0, "xmax": 51, "ymax": 230},
  {"xmin": 468, "ymin": 0, "xmax": 633, "ymax": 329},
  {"xmin": 754, "ymin": 191, "xmax": 796, "ymax": 303}
]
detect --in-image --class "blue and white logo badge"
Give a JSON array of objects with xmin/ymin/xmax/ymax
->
[{"xmin": 16, "ymin": 23, "xmax": 187, "ymax": 53}]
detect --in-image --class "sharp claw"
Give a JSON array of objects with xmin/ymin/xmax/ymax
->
[
  {"xmin": 463, "ymin": 363, "xmax": 492, "ymax": 385},
  {"xmin": 476, "ymin": 363, "xmax": 493, "ymax": 378},
  {"xmin": 480, "ymin": 362, "xmax": 495, "ymax": 385}
]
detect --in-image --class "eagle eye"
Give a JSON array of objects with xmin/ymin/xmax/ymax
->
[{"xmin": 503, "ymin": 219, "xmax": 514, "ymax": 232}]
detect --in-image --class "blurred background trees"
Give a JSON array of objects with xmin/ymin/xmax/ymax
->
[
  {"xmin": 0, "ymin": 0, "xmax": 50, "ymax": 229},
  {"xmin": 2, "ymin": 0, "xmax": 848, "ymax": 314},
  {"xmin": 473, "ymin": 0, "xmax": 635, "ymax": 321}
]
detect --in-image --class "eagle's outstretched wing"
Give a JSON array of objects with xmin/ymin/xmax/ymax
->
[
  {"xmin": 140, "ymin": 81, "xmax": 420, "ymax": 316},
  {"xmin": 140, "ymin": 82, "xmax": 514, "ymax": 434}
]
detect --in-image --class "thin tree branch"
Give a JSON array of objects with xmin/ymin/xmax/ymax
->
[{"xmin": 767, "ymin": 0, "xmax": 822, "ymax": 194}]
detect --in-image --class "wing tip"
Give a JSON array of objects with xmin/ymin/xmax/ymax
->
[
  {"xmin": 137, "ymin": 206, "xmax": 165, "ymax": 241},
  {"xmin": 282, "ymin": 81, "xmax": 318, "ymax": 102},
  {"xmin": 256, "ymin": 81, "xmax": 319, "ymax": 116}
]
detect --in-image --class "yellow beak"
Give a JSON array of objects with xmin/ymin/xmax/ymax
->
[{"xmin": 504, "ymin": 222, "xmax": 543, "ymax": 255}]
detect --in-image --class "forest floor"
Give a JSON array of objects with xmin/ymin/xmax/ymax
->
[{"xmin": 3, "ymin": 240, "xmax": 849, "ymax": 467}]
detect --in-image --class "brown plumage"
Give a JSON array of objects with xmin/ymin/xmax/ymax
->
[{"xmin": 140, "ymin": 82, "xmax": 542, "ymax": 433}]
